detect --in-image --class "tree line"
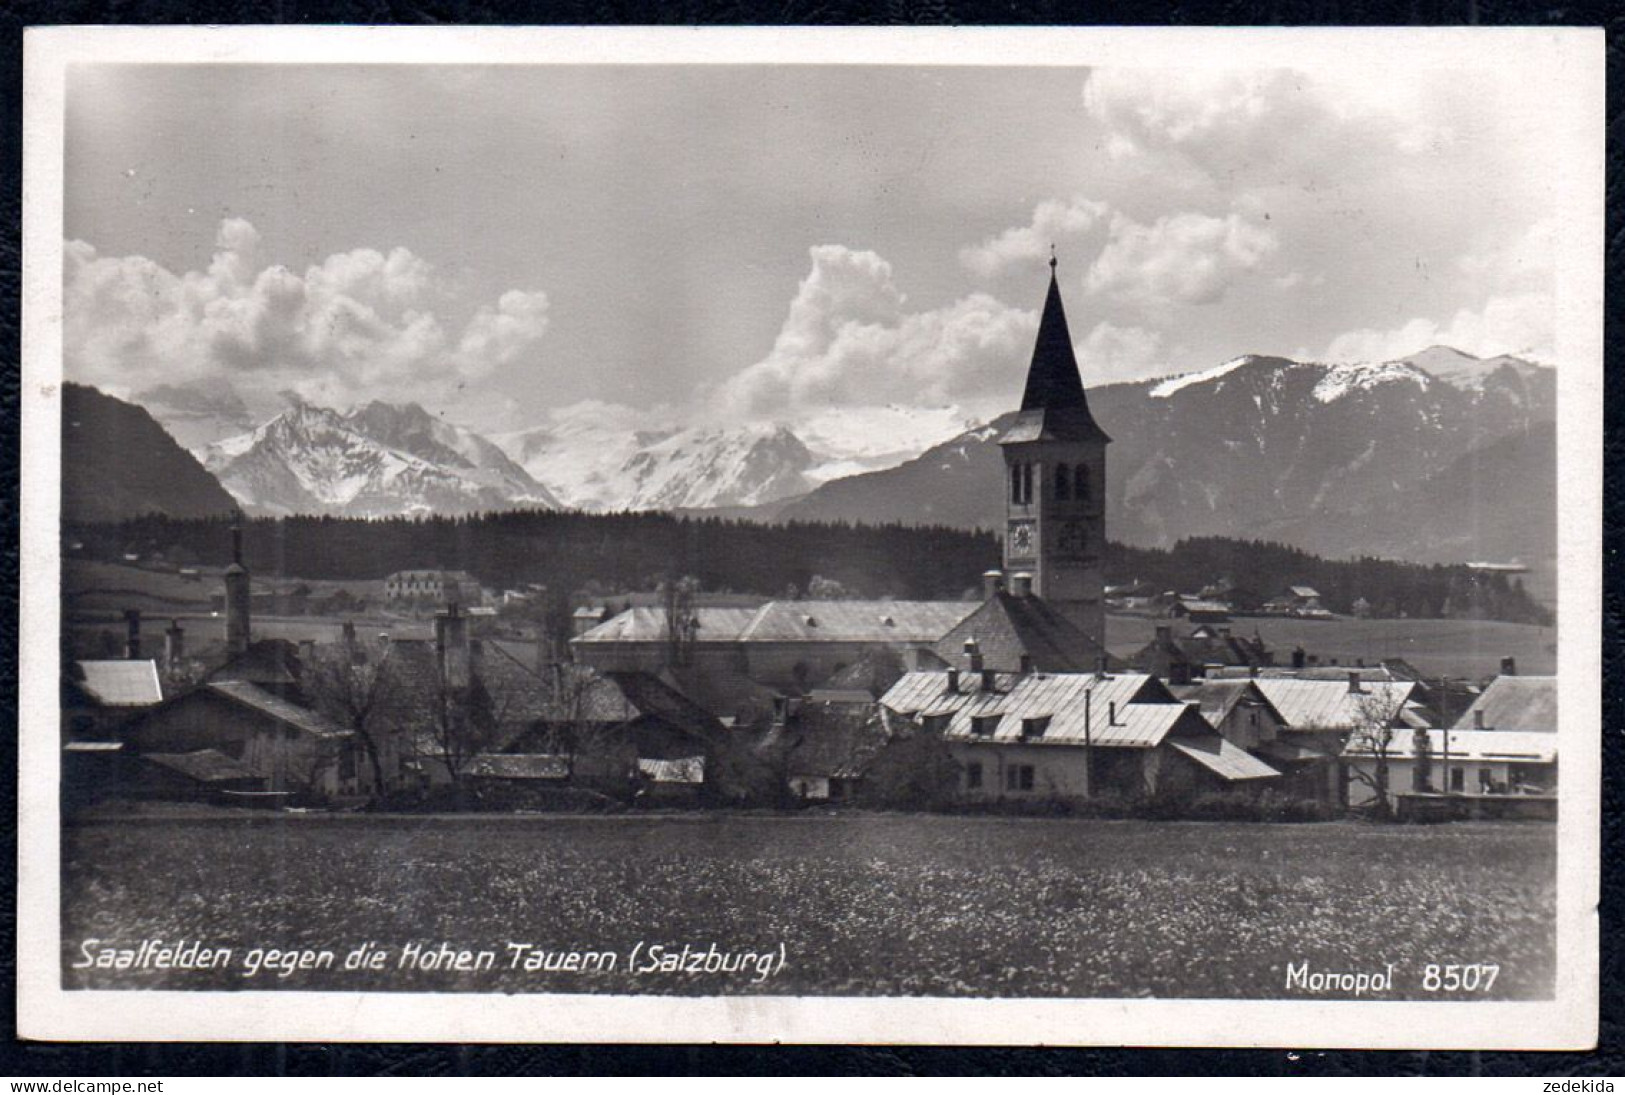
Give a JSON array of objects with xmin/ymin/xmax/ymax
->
[{"xmin": 68, "ymin": 511, "xmax": 1552, "ymax": 625}]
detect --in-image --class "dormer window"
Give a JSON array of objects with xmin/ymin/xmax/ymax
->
[
  {"xmin": 1021, "ymin": 715, "xmax": 1052, "ymax": 740},
  {"xmin": 971, "ymin": 714, "xmax": 1000, "ymax": 737}
]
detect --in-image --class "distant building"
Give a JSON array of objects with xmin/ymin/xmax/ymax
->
[
  {"xmin": 1263, "ymin": 585, "xmax": 1333, "ymax": 619},
  {"xmin": 384, "ymin": 570, "xmax": 484, "ymax": 606},
  {"xmin": 1128, "ymin": 624, "xmax": 1270, "ymax": 684}
]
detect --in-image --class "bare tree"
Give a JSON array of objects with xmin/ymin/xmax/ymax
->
[
  {"xmin": 303, "ymin": 634, "xmax": 395, "ymax": 795},
  {"xmin": 1342, "ymin": 686, "xmax": 1411, "ymax": 817},
  {"xmin": 660, "ymin": 575, "xmax": 700, "ymax": 668}
]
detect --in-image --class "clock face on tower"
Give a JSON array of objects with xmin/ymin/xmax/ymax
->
[
  {"xmin": 1008, "ymin": 520, "xmax": 1035, "ymax": 558},
  {"xmin": 1055, "ymin": 519, "xmax": 1086, "ymax": 559}
]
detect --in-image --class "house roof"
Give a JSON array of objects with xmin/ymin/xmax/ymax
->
[
  {"xmin": 1168, "ymin": 737, "xmax": 1281, "ymax": 782},
  {"xmin": 73, "ymin": 660, "xmax": 163, "ymax": 707},
  {"xmin": 1000, "ymin": 269, "xmax": 1110, "ymax": 446},
  {"xmin": 932, "ymin": 593, "xmax": 1120, "ymax": 674},
  {"xmin": 208, "ymin": 639, "xmax": 303, "ymax": 689},
  {"xmin": 881, "ymin": 670, "xmax": 1192, "ymax": 749},
  {"xmin": 1169, "ymin": 679, "xmax": 1285, "ymax": 729},
  {"xmin": 637, "ymin": 756, "xmax": 705, "ymax": 784},
  {"xmin": 1250, "ymin": 678, "xmax": 1417, "ymax": 732},
  {"xmin": 1345, "ymin": 728, "xmax": 1557, "ymax": 764},
  {"xmin": 766, "ymin": 701, "xmax": 889, "ymax": 780},
  {"xmin": 820, "ymin": 648, "xmax": 910, "ymax": 698},
  {"xmin": 1453, "ymin": 676, "xmax": 1557, "ymax": 732},
  {"xmin": 1209, "ymin": 665, "xmax": 1401, "ymax": 682},
  {"xmin": 464, "ymin": 753, "xmax": 571, "ymax": 781},
  {"xmin": 738, "ymin": 601, "xmax": 975, "ymax": 644},
  {"xmin": 205, "ymin": 680, "xmax": 348, "ymax": 739},
  {"xmin": 143, "ymin": 748, "xmax": 263, "ymax": 784},
  {"xmin": 573, "ymin": 607, "xmax": 766, "ymax": 644},
  {"xmin": 1288, "ymin": 586, "xmax": 1321, "ymax": 599}
]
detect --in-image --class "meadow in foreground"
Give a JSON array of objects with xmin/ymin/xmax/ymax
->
[{"xmin": 61, "ymin": 813, "xmax": 1555, "ymax": 999}]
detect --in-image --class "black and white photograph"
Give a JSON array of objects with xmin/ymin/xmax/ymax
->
[{"xmin": 18, "ymin": 27, "xmax": 1602, "ymax": 1047}]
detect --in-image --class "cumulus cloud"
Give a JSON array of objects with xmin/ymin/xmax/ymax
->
[
  {"xmin": 1086, "ymin": 211, "xmax": 1277, "ymax": 306},
  {"xmin": 1319, "ymin": 291, "xmax": 1554, "ymax": 364},
  {"xmin": 1073, "ymin": 321, "xmax": 1167, "ymax": 384},
  {"xmin": 959, "ymin": 197, "xmax": 1109, "ymax": 279},
  {"xmin": 63, "ymin": 218, "xmax": 550, "ymax": 409},
  {"xmin": 710, "ymin": 245, "xmax": 1036, "ymax": 419}
]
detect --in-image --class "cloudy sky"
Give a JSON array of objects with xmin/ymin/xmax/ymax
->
[{"xmin": 62, "ymin": 58, "xmax": 1573, "ymax": 434}]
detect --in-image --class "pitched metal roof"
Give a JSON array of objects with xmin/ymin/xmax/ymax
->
[
  {"xmin": 1345, "ymin": 729, "xmax": 1556, "ymax": 763},
  {"xmin": 464, "ymin": 754, "xmax": 571, "ymax": 781},
  {"xmin": 572, "ymin": 607, "xmax": 766, "ymax": 644},
  {"xmin": 74, "ymin": 660, "xmax": 163, "ymax": 707},
  {"xmin": 1170, "ymin": 679, "xmax": 1285, "ymax": 729},
  {"xmin": 1251, "ymin": 678, "xmax": 1417, "ymax": 732},
  {"xmin": 143, "ymin": 748, "xmax": 263, "ymax": 784},
  {"xmin": 1452, "ymin": 676, "xmax": 1557, "ymax": 732},
  {"xmin": 1168, "ymin": 737, "xmax": 1281, "ymax": 781},
  {"xmin": 933, "ymin": 593, "xmax": 1119, "ymax": 674},
  {"xmin": 204, "ymin": 680, "xmax": 348, "ymax": 739},
  {"xmin": 738, "ymin": 601, "xmax": 976, "ymax": 644},
  {"xmin": 881, "ymin": 670, "xmax": 1191, "ymax": 749}
]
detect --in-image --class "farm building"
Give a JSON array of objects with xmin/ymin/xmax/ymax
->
[
  {"xmin": 384, "ymin": 569, "xmax": 484, "ymax": 606},
  {"xmin": 1344, "ymin": 728, "xmax": 1557, "ymax": 807},
  {"xmin": 1128, "ymin": 624, "xmax": 1272, "ymax": 684},
  {"xmin": 62, "ymin": 658, "xmax": 164, "ymax": 741},
  {"xmin": 122, "ymin": 679, "xmax": 359, "ymax": 798},
  {"xmin": 879, "ymin": 666, "xmax": 1278, "ymax": 803}
]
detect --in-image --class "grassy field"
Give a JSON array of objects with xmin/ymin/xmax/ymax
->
[
  {"xmin": 61, "ymin": 813, "xmax": 1555, "ymax": 999},
  {"xmin": 1104, "ymin": 614, "xmax": 1557, "ymax": 679}
]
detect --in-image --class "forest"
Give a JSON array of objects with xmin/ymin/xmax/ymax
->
[{"xmin": 67, "ymin": 510, "xmax": 1553, "ymax": 626}]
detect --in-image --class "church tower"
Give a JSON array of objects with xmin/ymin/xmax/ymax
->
[{"xmin": 998, "ymin": 255, "xmax": 1110, "ymax": 645}]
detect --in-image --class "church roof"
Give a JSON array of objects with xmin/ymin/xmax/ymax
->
[
  {"xmin": 932, "ymin": 592, "xmax": 1122, "ymax": 675},
  {"xmin": 1002, "ymin": 268, "xmax": 1110, "ymax": 446}
]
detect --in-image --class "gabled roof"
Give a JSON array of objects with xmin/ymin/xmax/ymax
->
[
  {"xmin": 881, "ymin": 670, "xmax": 1190, "ymax": 749},
  {"xmin": 1170, "ymin": 679, "xmax": 1285, "ymax": 729},
  {"xmin": 1250, "ymin": 678, "xmax": 1417, "ymax": 733},
  {"xmin": 1453, "ymin": 676, "xmax": 1557, "ymax": 732},
  {"xmin": 1001, "ymin": 270, "xmax": 1110, "ymax": 446},
  {"xmin": 204, "ymin": 680, "xmax": 347, "ymax": 739},
  {"xmin": 573, "ymin": 607, "xmax": 760, "ymax": 644},
  {"xmin": 933, "ymin": 593, "xmax": 1120, "ymax": 674},
  {"xmin": 73, "ymin": 660, "xmax": 163, "ymax": 707},
  {"xmin": 737, "ymin": 601, "xmax": 975, "ymax": 644}
]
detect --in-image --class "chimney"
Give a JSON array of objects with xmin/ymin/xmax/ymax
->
[
  {"xmin": 1347, "ymin": 671, "xmax": 1362, "ymax": 694},
  {"xmin": 1018, "ymin": 653, "xmax": 1034, "ymax": 675},
  {"xmin": 963, "ymin": 638, "xmax": 983, "ymax": 675},
  {"xmin": 1473, "ymin": 709, "xmax": 1485, "ymax": 730},
  {"xmin": 1291, "ymin": 646, "xmax": 1306, "ymax": 669},
  {"xmin": 946, "ymin": 668, "xmax": 960, "ymax": 693},
  {"xmin": 980, "ymin": 669, "xmax": 996, "ymax": 693},
  {"xmin": 435, "ymin": 602, "xmax": 470, "ymax": 686},
  {"xmin": 123, "ymin": 609, "xmax": 142, "ymax": 660},
  {"xmin": 1500, "ymin": 656, "xmax": 1517, "ymax": 677},
  {"xmin": 1010, "ymin": 572, "xmax": 1034, "ymax": 599},
  {"xmin": 224, "ymin": 513, "xmax": 252, "ymax": 657},
  {"xmin": 163, "ymin": 618, "xmax": 184, "ymax": 672},
  {"xmin": 982, "ymin": 569, "xmax": 1004, "ymax": 600}
]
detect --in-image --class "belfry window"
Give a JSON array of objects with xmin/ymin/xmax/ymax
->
[
  {"xmin": 1011, "ymin": 462, "xmax": 1035, "ymax": 505},
  {"xmin": 1023, "ymin": 463, "xmax": 1034, "ymax": 504},
  {"xmin": 1054, "ymin": 464, "xmax": 1070, "ymax": 501},
  {"xmin": 1074, "ymin": 465, "xmax": 1092, "ymax": 503},
  {"xmin": 1011, "ymin": 464, "xmax": 1023, "ymax": 504}
]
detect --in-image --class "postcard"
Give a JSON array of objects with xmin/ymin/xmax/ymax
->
[{"xmin": 18, "ymin": 25, "xmax": 1602, "ymax": 1047}]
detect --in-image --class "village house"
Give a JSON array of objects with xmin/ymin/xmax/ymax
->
[
  {"xmin": 880, "ymin": 655, "xmax": 1279, "ymax": 803},
  {"xmin": 1128, "ymin": 623, "xmax": 1272, "ymax": 684},
  {"xmin": 1245, "ymin": 674, "xmax": 1422, "ymax": 804},
  {"xmin": 384, "ymin": 569, "xmax": 484, "ymax": 606},
  {"xmin": 1344, "ymin": 727, "xmax": 1557, "ymax": 808},
  {"xmin": 1263, "ymin": 585, "xmax": 1334, "ymax": 619},
  {"xmin": 1453, "ymin": 672, "xmax": 1556, "ymax": 733}
]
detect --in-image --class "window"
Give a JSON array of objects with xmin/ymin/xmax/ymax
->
[
  {"xmin": 1450, "ymin": 767, "xmax": 1465, "ymax": 792},
  {"xmin": 1478, "ymin": 768, "xmax": 1494, "ymax": 793},
  {"xmin": 1021, "ymin": 715, "xmax": 1051, "ymax": 739},
  {"xmin": 1054, "ymin": 464, "xmax": 1070, "ymax": 500},
  {"xmin": 1011, "ymin": 463, "xmax": 1024, "ymax": 504},
  {"xmin": 966, "ymin": 762, "xmax": 983, "ymax": 790},
  {"xmin": 922, "ymin": 713, "xmax": 951, "ymax": 734},
  {"xmin": 971, "ymin": 715, "xmax": 999, "ymax": 737},
  {"xmin": 1011, "ymin": 462, "xmax": 1035, "ymax": 504},
  {"xmin": 1024, "ymin": 463, "xmax": 1035, "ymax": 505},
  {"xmin": 1075, "ymin": 465, "xmax": 1092, "ymax": 503},
  {"xmin": 1006, "ymin": 764, "xmax": 1035, "ymax": 792}
]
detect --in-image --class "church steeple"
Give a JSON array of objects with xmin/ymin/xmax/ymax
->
[
  {"xmin": 1007, "ymin": 257, "xmax": 1110, "ymax": 445},
  {"xmin": 998, "ymin": 256, "xmax": 1110, "ymax": 646}
]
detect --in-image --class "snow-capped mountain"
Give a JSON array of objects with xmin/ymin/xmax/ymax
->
[
  {"xmin": 199, "ymin": 399, "xmax": 561, "ymax": 518},
  {"xmin": 778, "ymin": 350, "xmax": 1555, "ymax": 572},
  {"xmin": 496, "ymin": 407, "xmax": 820, "ymax": 512}
]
